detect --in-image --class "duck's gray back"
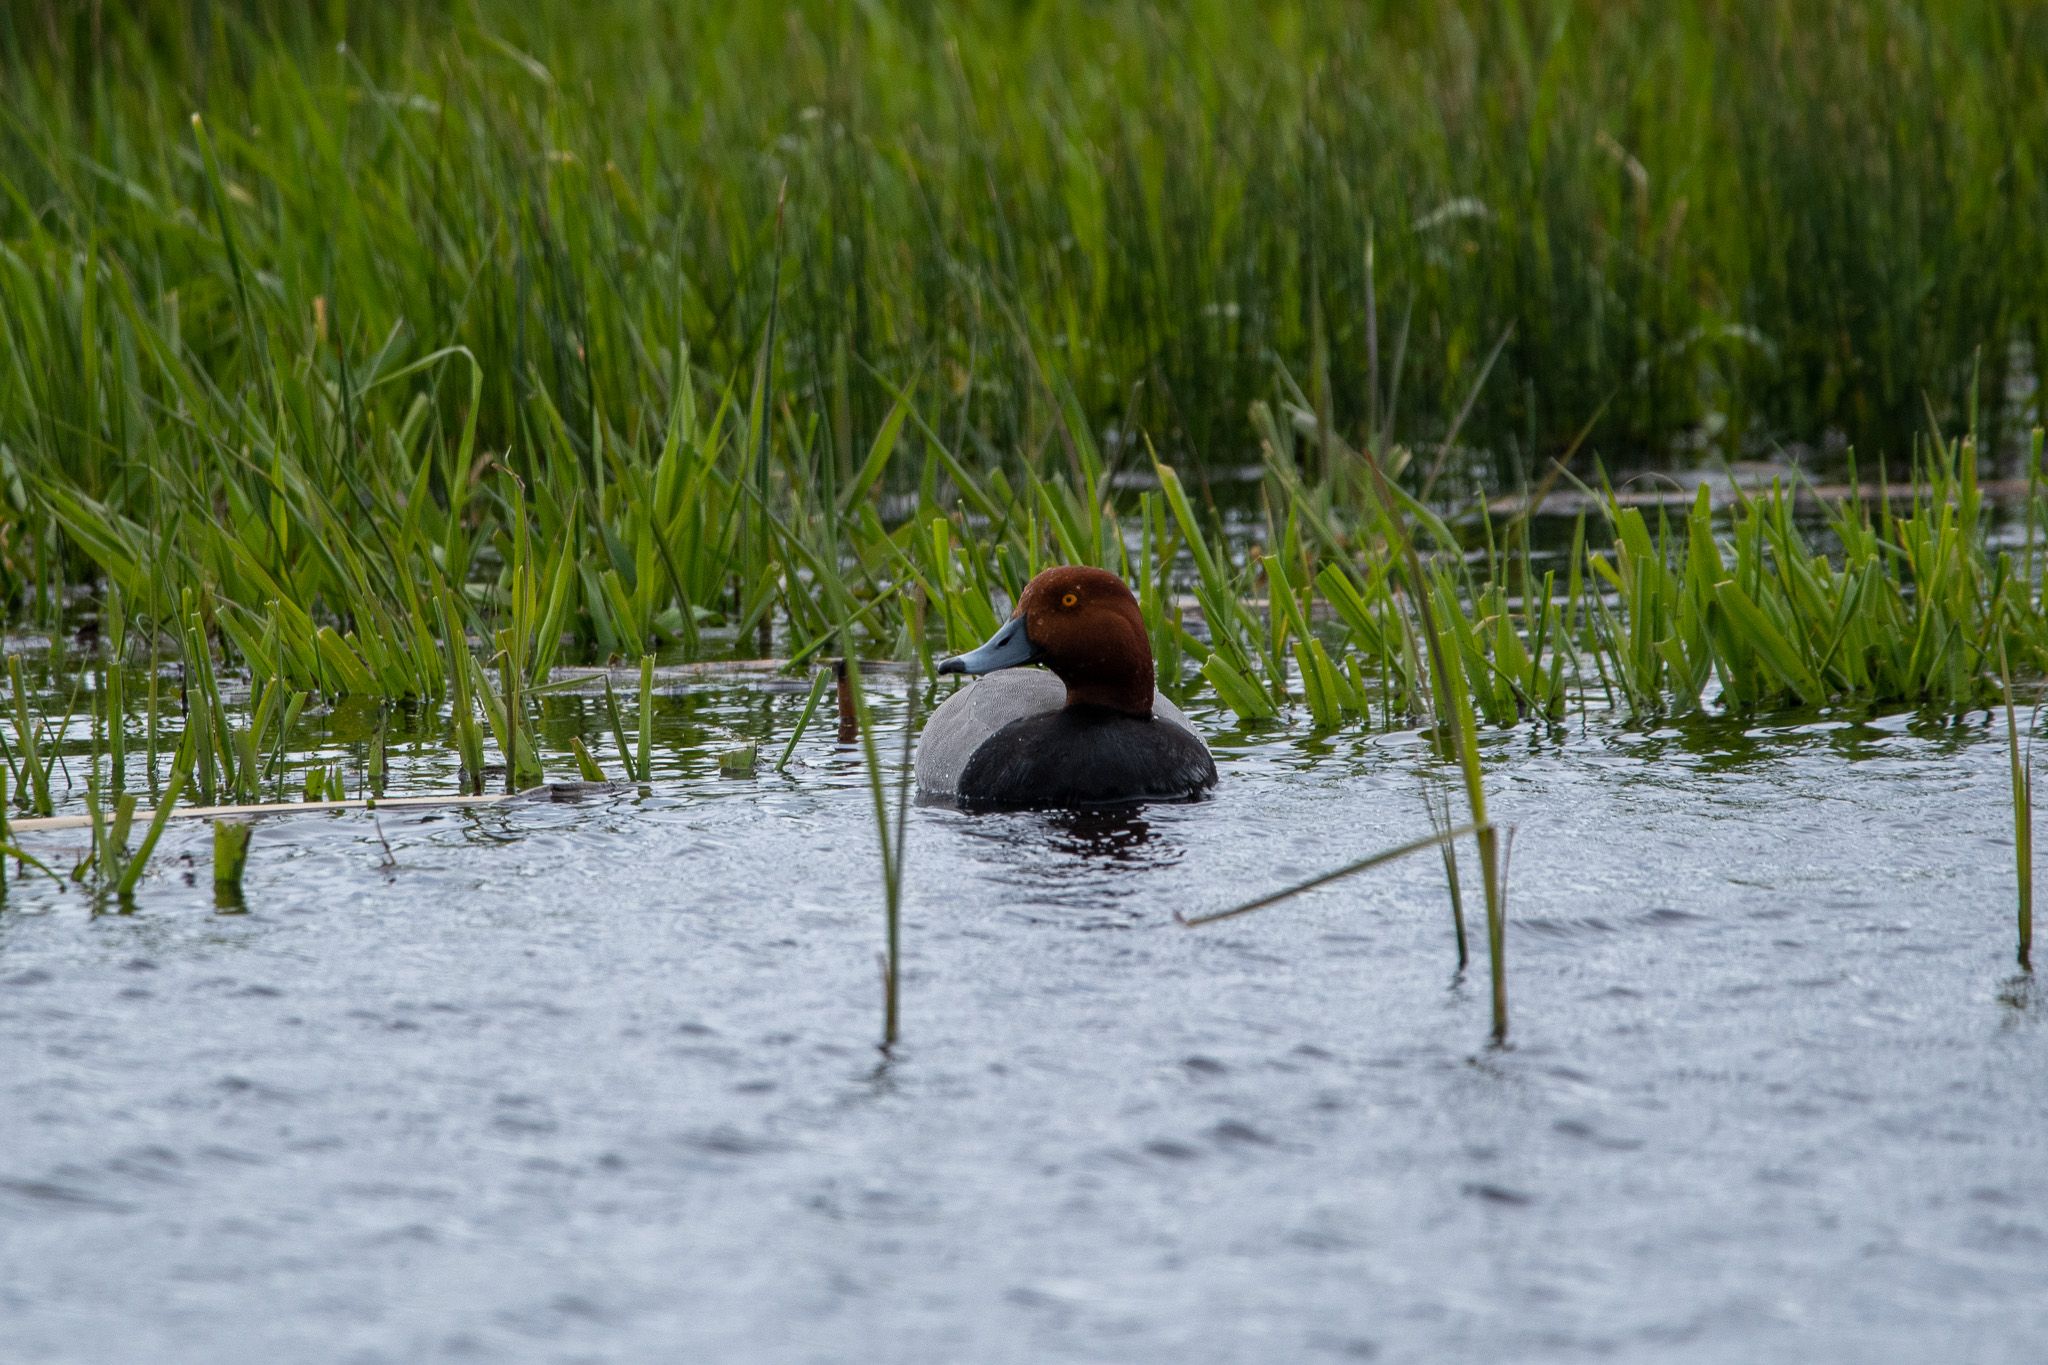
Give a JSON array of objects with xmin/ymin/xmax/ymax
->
[{"xmin": 914, "ymin": 668, "xmax": 1200, "ymax": 797}]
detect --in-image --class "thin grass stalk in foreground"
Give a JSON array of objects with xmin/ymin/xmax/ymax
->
[
  {"xmin": 115, "ymin": 733, "xmax": 195, "ymax": 901},
  {"xmin": 1361, "ymin": 443, "xmax": 1509, "ymax": 1042},
  {"xmin": 105, "ymin": 587, "xmax": 126, "ymax": 794},
  {"xmin": 83, "ymin": 773, "xmax": 105, "ymax": 888},
  {"xmin": 2000, "ymin": 638, "xmax": 2034, "ymax": 972},
  {"xmin": 7, "ymin": 656, "xmax": 53, "ymax": 816},
  {"xmin": 637, "ymin": 655, "xmax": 655, "ymax": 785},
  {"xmin": 1179, "ymin": 824, "xmax": 1480, "ymax": 928},
  {"xmin": 1423, "ymin": 782, "xmax": 1469, "ymax": 971},
  {"xmin": 775, "ymin": 668, "xmax": 834, "ymax": 772},
  {"xmin": 886, "ymin": 667, "xmax": 917, "ymax": 1048},
  {"xmin": 840, "ymin": 642, "xmax": 915, "ymax": 1052}
]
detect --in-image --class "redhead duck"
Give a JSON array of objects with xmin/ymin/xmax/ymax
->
[{"xmin": 916, "ymin": 566, "xmax": 1217, "ymax": 810}]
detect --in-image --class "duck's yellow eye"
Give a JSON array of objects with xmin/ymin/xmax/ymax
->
[{"xmin": 1061, "ymin": 592, "xmax": 1079, "ymax": 608}]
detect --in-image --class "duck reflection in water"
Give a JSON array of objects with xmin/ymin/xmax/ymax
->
[
  {"xmin": 1044, "ymin": 806, "xmax": 1165, "ymax": 863},
  {"xmin": 957, "ymin": 806, "xmax": 1186, "ymax": 928}
]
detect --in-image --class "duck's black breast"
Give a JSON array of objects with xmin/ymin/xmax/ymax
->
[{"xmin": 954, "ymin": 704, "xmax": 1218, "ymax": 810}]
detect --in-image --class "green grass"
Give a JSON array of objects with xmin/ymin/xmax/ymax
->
[
  {"xmin": 211, "ymin": 817, "xmax": 252, "ymax": 909},
  {"xmin": 2001, "ymin": 639, "xmax": 2036, "ymax": 974},
  {"xmin": 841, "ymin": 642, "xmax": 916, "ymax": 1052},
  {"xmin": 2, "ymin": 3, "xmax": 2045, "ymax": 716},
  {"xmin": 1, "ymin": 1, "xmax": 2042, "ymax": 518}
]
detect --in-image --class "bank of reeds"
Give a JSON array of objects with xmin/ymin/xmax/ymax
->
[
  {"xmin": 1, "ymin": 0, "xmax": 2045, "ymax": 729},
  {"xmin": 8, "ymin": 350, "xmax": 2048, "ymax": 755},
  {"xmin": 1, "ymin": 0, "xmax": 2042, "ymax": 514}
]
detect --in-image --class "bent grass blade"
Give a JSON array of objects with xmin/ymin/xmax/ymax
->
[{"xmin": 1179, "ymin": 824, "xmax": 1482, "ymax": 928}]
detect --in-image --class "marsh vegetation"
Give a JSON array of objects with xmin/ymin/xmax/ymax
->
[{"xmin": 2, "ymin": 6, "xmax": 2046, "ymax": 1356}]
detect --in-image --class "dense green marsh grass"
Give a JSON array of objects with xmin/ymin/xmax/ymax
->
[{"xmin": 2, "ymin": 0, "xmax": 2042, "ymax": 490}]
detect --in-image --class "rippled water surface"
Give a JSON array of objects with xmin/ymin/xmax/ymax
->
[{"xmin": 4, "ymin": 670, "xmax": 2047, "ymax": 1362}]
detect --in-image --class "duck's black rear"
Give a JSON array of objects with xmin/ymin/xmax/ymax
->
[{"xmin": 954, "ymin": 705, "xmax": 1217, "ymax": 810}]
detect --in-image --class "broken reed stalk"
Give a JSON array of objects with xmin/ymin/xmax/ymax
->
[
  {"xmin": 2001, "ymin": 637, "xmax": 2034, "ymax": 973},
  {"xmin": 835, "ymin": 658, "xmax": 858, "ymax": 743},
  {"xmin": 569, "ymin": 736, "xmax": 607, "ymax": 782},
  {"xmin": 146, "ymin": 640, "xmax": 161, "ymax": 801},
  {"xmin": 105, "ymin": 585, "xmax": 126, "ymax": 794},
  {"xmin": 774, "ymin": 667, "xmax": 834, "ymax": 772},
  {"xmin": 213, "ymin": 818, "xmax": 251, "ymax": 907},
  {"xmin": 602, "ymin": 672, "xmax": 635, "ymax": 780},
  {"xmin": 1179, "ymin": 823, "xmax": 1480, "ymax": 927},
  {"xmin": 368, "ymin": 710, "xmax": 387, "ymax": 797},
  {"xmin": 112, "ymin": 733, "xmax": 194, "ymax": 900}
]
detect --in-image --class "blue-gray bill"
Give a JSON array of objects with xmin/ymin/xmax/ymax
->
[{"xmin": 937, "ymin": 616, "xmax": 1040, "ymax": 675}]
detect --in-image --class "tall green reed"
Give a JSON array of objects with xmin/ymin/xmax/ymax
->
[
  {"xmin": 2001, "ymin": 638, "xmax": 2034, "ymax": 973},
  {"xmin": 1360, "ymin": 445, "xmax": 1510, "ymax": 1042},
  {"xmin": 839, "ymin": 643, "xmax": 916, "ymax": 1052},
  {"xmin": 7, "ymin": 0, "xmax": 2036, "ymax": 488}
]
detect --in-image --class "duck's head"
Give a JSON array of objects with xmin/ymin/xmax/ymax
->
[{"xmin": 937, "ymin": 566, "xmax": 1154, "ymax": 717}]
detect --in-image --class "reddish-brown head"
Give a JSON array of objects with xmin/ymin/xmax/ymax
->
[{"xmin": 938, "ymin": 566, "xmax": 1156, "ymax": 717}]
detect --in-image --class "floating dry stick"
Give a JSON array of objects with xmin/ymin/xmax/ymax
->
[{"xmin": 8, "ymin": 791, "xmax": 515, "ymax": 837}]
